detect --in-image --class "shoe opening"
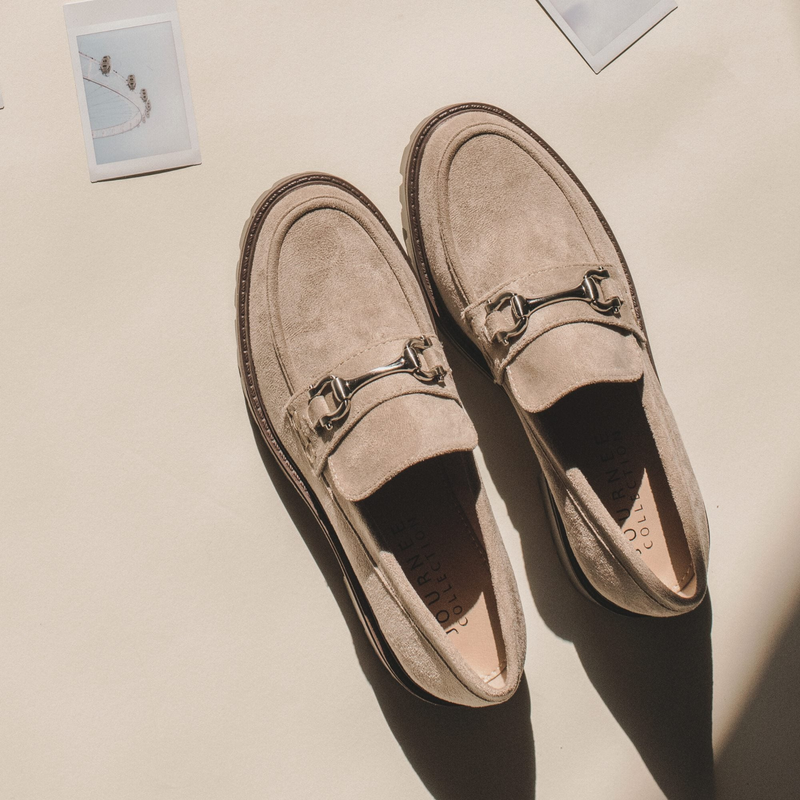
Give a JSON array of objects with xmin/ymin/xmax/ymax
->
[
  {"xmin": 360, "ymin": 452, "xmax": 507, "ymax": 681},
  {"xmin": 538, "ymin": 382, "xmax": 694, "ymax": 592}
]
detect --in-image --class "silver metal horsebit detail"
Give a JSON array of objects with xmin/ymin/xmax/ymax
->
[
  {"xmin": 308, "ymin": 336, "xmax": 446, "ymax": 431},
  {"xmin": 486, "ymin": 268, "xmax": 622, "ymax": 346}
]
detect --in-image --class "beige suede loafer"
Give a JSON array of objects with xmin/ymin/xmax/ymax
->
[
  {"xmin": 403, "ymin": 104, "xmax": 709, "ymax": 617},
  {"xmin": 237, "ymin": 173, "xmax": 526, "ymax": 705}
]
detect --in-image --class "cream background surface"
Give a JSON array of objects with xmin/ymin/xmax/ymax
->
[{"xmin": 2, "ymin": 1, "xmax": 799, "ymax": 798}]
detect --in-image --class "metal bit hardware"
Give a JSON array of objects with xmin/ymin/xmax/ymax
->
[
  {"xmin": 486, "ymin": 268, "xmax": 622, "ymax": 345},
  {"xmin": 308, "ymin": 336, "xmax": 446, "ymax": 431}
]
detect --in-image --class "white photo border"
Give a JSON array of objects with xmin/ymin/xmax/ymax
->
[
  {"xmin": 538, "ymin": 0, "xmax": 678, "ymax": 74},
  {"xmin": 64, "ymin": 0, "xmax": 201, "ymax": 181}
]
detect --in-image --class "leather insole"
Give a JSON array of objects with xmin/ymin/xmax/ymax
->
[
  {"xmin": 539, "ymin": 383, "xmax": 694, "ymax": 592},
  {"xmin": 361, "ymin": 453, "xmax": 506, "ymax": 685}
]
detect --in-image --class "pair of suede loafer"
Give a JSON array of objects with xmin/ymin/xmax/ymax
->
[{"xmin": 237, "ymin": 103, "xmax": 710, "ymax": 707}]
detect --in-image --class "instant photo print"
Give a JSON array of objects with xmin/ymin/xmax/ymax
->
[
  {"xmin": 538, "ymin": 0, "xmax": 678, "ymax": 73},
  {"xmin": 64, "ymin": 0, "xmax": 200, "ymax": 181}
]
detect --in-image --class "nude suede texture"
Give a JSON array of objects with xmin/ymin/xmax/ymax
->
[
  {"xmin": 243, "ymin": 175, "xmax": 526, "ymax": 705},
  {"xmin": 409, "ymin": 107, "xmax": 709, "ymax": 616}
]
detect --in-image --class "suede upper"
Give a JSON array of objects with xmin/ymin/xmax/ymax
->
[
  {"xmin": 408, "ymin": 106, "xmax": 709, "ymax": 616},
  {"xmin": 241, "ymin": 174, "xmax": 527, "ymax": 704}
]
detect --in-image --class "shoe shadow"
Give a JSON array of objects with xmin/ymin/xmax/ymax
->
[
  {"xmin": 447, "ymin": 345, "xmax": 715, "ymax": 800},
  {"xmin": 715, "ymin": 587, "xmax": 800, "ymax": 799},
  {"xmin": 248, "ymin": 412, "xmax": 537, "ymax": 800}
]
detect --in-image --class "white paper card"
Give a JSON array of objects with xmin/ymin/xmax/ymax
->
[
  {"xmin": 64, "ymin": 0, "xmax": 201, "ymax": 181},
  {"xmin": 538, "ymin": 0, "xmax": 677, "ymax": 73}
]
